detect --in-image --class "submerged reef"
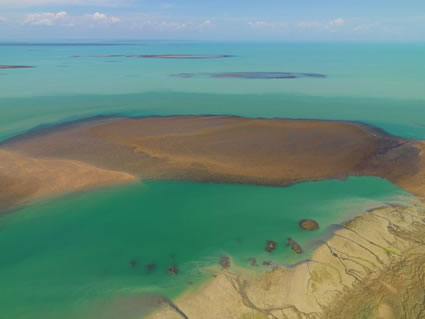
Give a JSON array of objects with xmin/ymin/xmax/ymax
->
[
  {"xmin": 172, "ymin": 72, "xmax": 326, "ymax": 79},
  {"xmin": 72, "ymin": 54, "xmax": 233, "ymax": 59}
]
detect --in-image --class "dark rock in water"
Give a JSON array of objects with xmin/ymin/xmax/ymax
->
[
  {"xmin": 299, "ymin": 219, "xmax": 319, "ymax": 230},
  {"xmin": 168, "ymin": 265, "xmax": 179, "ymax": 275},
  {"xmin": 263, "ymin": 260, "xmax": 272, "ymax": 266},
  {"xmin": 248, "ymin": 258, "xmax": 257, "ymax": 266},
  {"xmin": 146, "ymin": 263, "xmax": 157, "ymax": 273},
  {"xmin": 266, "ymin": 240, "xmax": 277, "ymax": 253},
  {"xmin": 219, "ymin": 256, "xmax": 231, "ymax": 269},
  {"xmin": 129, "ymin": 259, "xmax": 138, "ymax": 267},
  {"xmin": 288, "ymin": 237, "xmax": 303, "ymax": 254}
]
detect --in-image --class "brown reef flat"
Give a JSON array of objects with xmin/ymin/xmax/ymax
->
[
  {"xmin": 1, "ymin": 115, "xmax": 423, "ymax": 211},
  {"xmin": 0, "ymin": 65, "xmax": 34, "ymax": 69}
]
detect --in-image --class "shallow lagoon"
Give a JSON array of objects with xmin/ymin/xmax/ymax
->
[{"xmin": 0, "ymin": 178, "xmax": 408, "ymax": 318}]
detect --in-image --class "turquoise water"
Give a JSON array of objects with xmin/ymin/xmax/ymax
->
[
  {"xmin": 0, "ymin": 42, "xmax": 423, "ymax": 318},
  {"xmin": 1, "ymin": 42, "xmax": 425, "ymax": 141},
  {"xmin": 0, "ymin": 179, "xmax": 408, "ymax": 319}
]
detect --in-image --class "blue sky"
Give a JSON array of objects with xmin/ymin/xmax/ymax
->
[{"xmin": 0, "ymin": 0, "xmax": 424, "ymax": 41}]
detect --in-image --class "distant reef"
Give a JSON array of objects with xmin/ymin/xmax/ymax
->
[
  {"xmin": 0, "ymin": 65, "xmax": 34, "ymax": 69},
  {"xmin": 172, "ymin": 72, "xmax": 326, "ymax": 79}
]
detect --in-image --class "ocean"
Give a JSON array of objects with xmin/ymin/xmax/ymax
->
[{"xmin": 0, "ymin": 41, "xmax": 423, "ymax": 318}]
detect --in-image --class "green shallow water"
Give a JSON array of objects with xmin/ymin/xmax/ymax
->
[{"xmin": 0, "ymin": 178, "xmax": 408, "ymax": 319}]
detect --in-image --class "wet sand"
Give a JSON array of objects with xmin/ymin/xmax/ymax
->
[{"xmin": 1, "ymin": 115, "xmax": 423, "ymax": 211}]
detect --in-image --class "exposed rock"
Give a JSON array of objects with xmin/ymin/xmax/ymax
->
[
  {"xmin": 265, "ymin": 240, "xmax": 277, "ymax": 253},
  {"xmin": 248, "ymin": 258, "xmax": 257, "ymax": 266},
  {"xmin": 288, "ymin": 237, "xmax": 303, "ymax": 254},
  {"xmin": 167, "ymin": 265, "xmax": 178, "ymax": 275},
  {"xmin": 299, "ymin": 219, "xmax": 319, "ymax": 230},
  {"xmin": 219, "ymin": 256, "xmax": 231, "ymax": 269},
  {"xmin": 262, "ymin": 260, "xmax": 272, "ymax": 266}
]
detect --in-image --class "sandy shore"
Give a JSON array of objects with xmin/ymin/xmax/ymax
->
[
  {"xmin": 1, "ymin": 115, "xmax": 424, "ymax": 212},
  {"xmin": 147, "ymin": 201, "xmax": 425, "ymax": 319}
]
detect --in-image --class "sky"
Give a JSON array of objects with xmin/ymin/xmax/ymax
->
[{"xmin": 0, "ymin": 0, "xmax": 424, "ymax": 41}]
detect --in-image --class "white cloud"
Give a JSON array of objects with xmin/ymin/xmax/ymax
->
[
  {"xmin": 328, "ymin": 17, "xmax": 344, "ymax": 27},
  {"xmin": 0, "ymin": 16, "xmax": 7, "ymax": 22},
  {"xmin": 158, "ymin": 20, "xmax": 187, "ymax": 30},
  {"xmin": 248, "ymin": 20, "xmax": 287, "ymax": 31},
  {"xmin": 0, "ymin": 0, "xmax": 124, "ymax": 7},
  {"xmin": 87, "ymin": 12, "xmax": 120, "ymax": 23},
  {"xmin": 199, "ymin": 19, "xmax": 215, "ymax": 30},
  {"xmin": 296, "ymin": 20, "xmax": 322, "ymax": 29},
  {"xmin": 25, "ymin": 11, "xmax": 69, "ymax": 26},
  {"xmin": 160, "ymin": 3, "xmax": 175, "ymax": 9},
  {"xmin": 295, "ymin": 17, "xmax": 345, "ymax": 31}
]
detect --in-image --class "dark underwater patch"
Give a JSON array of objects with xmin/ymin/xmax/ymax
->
[
  {"xmin": 172, "ymin": 72, "xmax": 326, "ymax": 79},
  {"xmin": 72, "ymin": 54, "xmax": 233, "ymax": 59}
]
